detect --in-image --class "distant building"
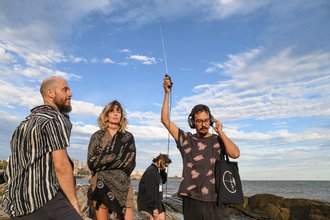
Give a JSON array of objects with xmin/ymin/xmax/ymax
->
[
  {"xmin": 131, "ymin": 170, "xmax": 143, "ymax": 180},
  {"xmin": 81, "ymin": 161, "xmax": 88, "ymax": 170},
  {"xmin": 79, "ymin": 161, "xmax": 91, "ymax": 176},
  {"xmin": 73, "ymin": 159, "xmax": 79, "ymax": 175}
]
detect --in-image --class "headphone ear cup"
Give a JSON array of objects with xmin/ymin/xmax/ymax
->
[
  {"xmin": 210, "ymin": 114, "xmax": 215, "ymax": 127},
  {"xmin": 188, "ymin": 115, "xmax": 195, "ymax": 128}
]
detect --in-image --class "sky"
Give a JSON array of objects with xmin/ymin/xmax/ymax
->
[{"xmin": 0, "ymin": 0, "xmax": 329, "ymax": 180}]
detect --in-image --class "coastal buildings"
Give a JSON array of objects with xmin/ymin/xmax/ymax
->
[
  {"xmin": 73, "ymin": 159, "xmax": 91, "ymax": 176},
  {"xmin": 131, "ymin": 170, "xmax": 143, "ymax": 180},
  {"xmin": 73, "ymin": 159, "xmax": 79, "ymax": 175}
]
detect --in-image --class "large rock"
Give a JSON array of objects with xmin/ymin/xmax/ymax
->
[{"xmin": 230, "ymin": 194, "xmax": 330, "ymax": 220}]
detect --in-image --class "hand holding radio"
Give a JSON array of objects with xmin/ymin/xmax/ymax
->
[{"xmin": 164, "ymin": 74, "xmax": 173, "ymax": 91}]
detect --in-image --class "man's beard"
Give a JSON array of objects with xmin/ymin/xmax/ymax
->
[
  {"xmin": 54, "ymin": 97, "xmax": 72, "ymax": 113},
  {"xmin": 58, "ymin": 103, "xmax": 72, "ymax": 113},
  {"xmin": 197, "ymin": 126, "xmax": 209, "ymax": 137}
]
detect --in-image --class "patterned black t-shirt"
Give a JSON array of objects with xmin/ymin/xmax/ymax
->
[{"xmin": 176, "ymin": 129, "xmax": 222, "ymax": 202}]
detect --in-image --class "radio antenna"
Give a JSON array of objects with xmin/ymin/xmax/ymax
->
[
  {"xmin": 160, "ymin": 24, "xmax": 172, "ymax": 204},
  {"xmin": 160, "ymin": 24, "xmax": 171, "ymax": 157},
  {"xmin": 160, "ymin": 25, "xmax": 169, "ymax": 74}
]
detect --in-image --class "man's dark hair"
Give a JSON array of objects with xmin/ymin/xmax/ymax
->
[
  {"xmin": 152, "ymin": 153, "xmax": 172, "ymax": 164},
  {"xmin": 189, "ymin": 104, "xmax": 211, "ymax": 120}
]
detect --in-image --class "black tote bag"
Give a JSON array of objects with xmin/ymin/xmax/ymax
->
[{"xmin": 215, "ymin": 138, "xmax": 244, "ymax": 205}]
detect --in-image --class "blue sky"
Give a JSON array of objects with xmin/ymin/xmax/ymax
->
[{"xmin": 0, "ymin": 0, "xmax": 329, "ymax": 180}]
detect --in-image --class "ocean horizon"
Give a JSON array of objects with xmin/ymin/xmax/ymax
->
[{"xmin": 76, "ymin": 178, "xmax": 330, "ymax": 203}]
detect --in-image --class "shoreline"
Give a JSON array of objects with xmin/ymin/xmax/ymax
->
[{"xmin": 76, "ymin": 178, "xmax": 330, "ymax": 203}]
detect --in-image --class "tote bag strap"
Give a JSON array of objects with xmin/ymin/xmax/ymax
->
[{"xmin": 217, "ymin": 136, "xmax": 230, "ymax": 162}]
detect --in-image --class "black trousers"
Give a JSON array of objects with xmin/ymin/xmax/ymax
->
[
  {"xmin": 10, "ymin": 190, "xmax": 82, "ymax": 220},
  {"xmin": 182, "ymin": 197, "xmax": 230, "ymax": 220}
]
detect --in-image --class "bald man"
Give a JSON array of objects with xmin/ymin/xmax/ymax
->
[{"xmin": 1, "ymin": 77, "xmax": 82, "ymax": 219}]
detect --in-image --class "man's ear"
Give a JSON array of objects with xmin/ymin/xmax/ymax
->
[{"xmin": 47, "ymin": 89, "xmax": 55, "ymax": 99}]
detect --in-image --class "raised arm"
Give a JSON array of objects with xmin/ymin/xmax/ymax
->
[
  {"xmin": 161, "ymin": 75, "xmax": 179, "ymax": 141},
  {"xmin": 212, "ymin": 117, "xmax": 240, "ymax": 159}
]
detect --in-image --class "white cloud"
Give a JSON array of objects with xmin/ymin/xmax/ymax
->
[
  {"xmin": 0, "ymin": 110, "xmax": 23, "ymax": 126},
  {"xmin": 128, "ymin": 124, "xmax": 168, "ymax": 140},
  {"xmin": 235, "ymin": 49, "xmax": 330, "ymax": 85},
  {"xmin": 70, "ymin": 56, "xmax": 88, "ymax": 63},
  {"xmin": 119, "ymin": 49, "xmax": 131, "ymax": 53},
  {"xmin": 205, "ymin": 0, "xmax": 271, "ymax": 21},
  {"xmin": 235, "ymin": 127, "xmax": 330, "ymax": 147},
  {"xmin": 0, "ymin": 46, "xmax": 16, "ymax": 64},
  {"xmin": 118, "ymin": 62, "xmax": 128, "ymax": 66},
  {"xmin": 127, "ymin": 111, "xmax": 161, "ymax": 125},
  {"xmin": 90, "ymin": 58, "xmax": 98, "ymax": 64},
  {"xmin": 206, "ymin": 48, "xmax": 261, "ymax": 73},
  {"xmin": 103, "ymin": 57, "xmax": 115, "ymax": 64},
  {"xmin": 71, "ymin": 121, "xmax": 98, "ymax": 137},
  {"xmin": 91, "ymin": 0, "xmax": 273, "ymax": 26},
  {"xmin": 53, "ymin": 70, "xmax": 81, "ymax": 80},
  {"xmin": 0, "ymin": 80, "xmax": 41, "ymax": 109},
  {"xmin": 71, "ymin": 100, "xmax": 103, "ymax": 117},
  {"xmin": 25, "ymin": 50, "xmax": 64, "ymax": 66},
  {"xmin": 184, "ymin": 48, "xmax": 330, "ymax": 120},
  {"xmin": 128, "ymin": 54, "xmax": 157, "ymax": 65},
  {"xmin": 0, "ymin": 1, "xmax": 112, "ymax": 49}
]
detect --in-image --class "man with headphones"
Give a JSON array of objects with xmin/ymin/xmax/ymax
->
[{"xmin": 161, "ymin": 75, "xmax": 240, "ymax": 220}]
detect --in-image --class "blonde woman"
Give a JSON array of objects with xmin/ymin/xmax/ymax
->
[{"xmin": 87, "ymin": 100, "xmax": 136, "ymax": 220}]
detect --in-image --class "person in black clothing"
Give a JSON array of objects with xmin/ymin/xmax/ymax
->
[
  {"xmin": 87, "ymin": 100, "xmax": 136, "ymax": 220},
  {"xmin": 137, "ymin": 154, "xmax": 172, "ymax": 220}
]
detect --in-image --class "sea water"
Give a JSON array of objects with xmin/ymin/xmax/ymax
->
[
  {"xmin": 242, "ymin": 180, "xmax": 330, "ymax": 202},
  {"xmin": 132, "ymin": 179, "xmax": 330, "ymax": 202},
  {"xmin": 76, "ymin": 178, "xmax": 330, "ymax": 202}
]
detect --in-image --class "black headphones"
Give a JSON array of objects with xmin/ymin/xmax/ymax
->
[{"xmin": 188, "ymin": 104, "xmax": 215, "ymax": 129}]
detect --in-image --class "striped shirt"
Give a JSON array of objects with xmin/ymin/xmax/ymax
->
[{"xmin": 0, "ymin": 105, "xmax": 72, "ymax": 216}]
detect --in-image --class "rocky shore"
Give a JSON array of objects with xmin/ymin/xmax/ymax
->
[
  {"xmin": 0, "ymin": 184, "xmax": 179, "ymax": 220},
  {"xmin": 1, "ymin": 184, "xmax": 330, "ymax": 219},
  {"xmin": 231, "ymin": 193, "xmax": 330, "ymax": 220},
  {"xmin": 164, "ymin": 193, "xmax": 330, "ymax": 220}
]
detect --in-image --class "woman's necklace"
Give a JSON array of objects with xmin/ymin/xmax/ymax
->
[{"xmin": 108, "ymin": 124, "xmax": 119, "ymax": 136}]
